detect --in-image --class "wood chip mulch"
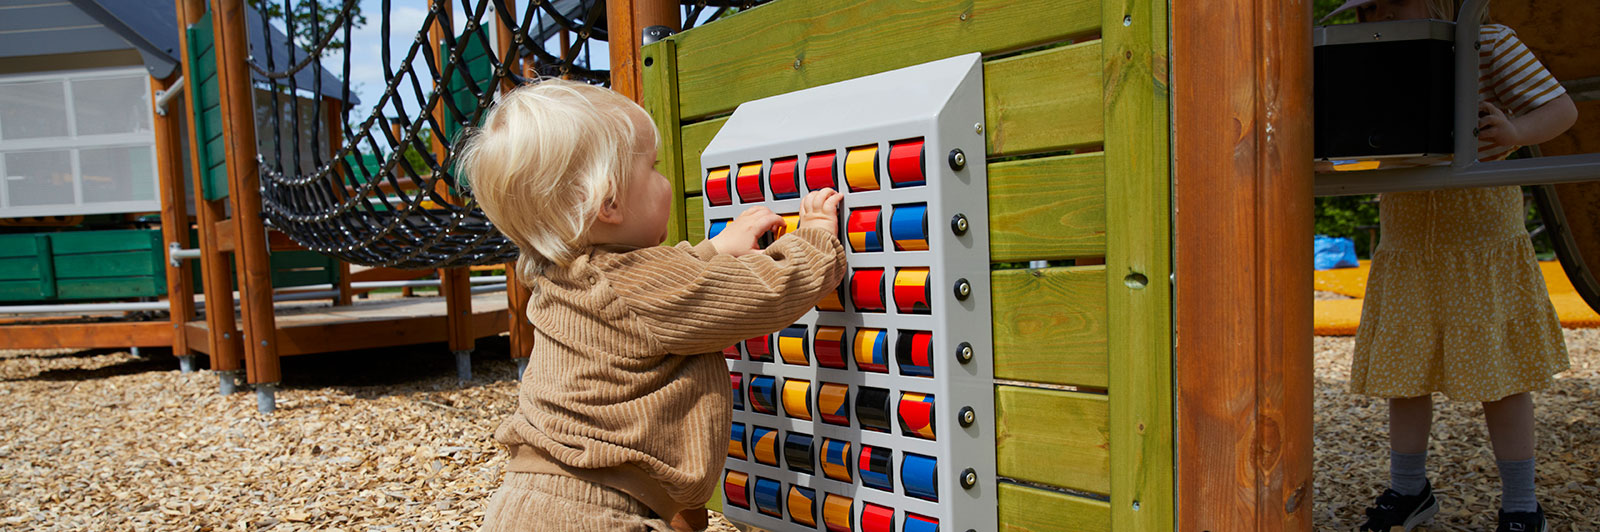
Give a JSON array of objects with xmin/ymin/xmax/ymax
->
[{"xmin": 1, "ymin": 330, "xmax": 1595, "ymax": 531}]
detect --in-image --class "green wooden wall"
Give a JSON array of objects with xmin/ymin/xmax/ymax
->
[
  {"xmin": 186, "ymin": 11, "xmax": 229, "ymax": 202},
  {"xmin": 643, "ymin": 1, "xmax": 1173, "ymax": 530}
]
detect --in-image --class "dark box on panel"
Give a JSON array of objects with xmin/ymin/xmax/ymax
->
[{"xmin": 1314, "ymin": 19, "xmax": 1456, "ymax": 160}]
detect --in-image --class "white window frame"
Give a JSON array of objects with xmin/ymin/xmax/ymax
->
[{"xmin": 0, "ymin": 66, "xmax": 160, "ymax": 218}]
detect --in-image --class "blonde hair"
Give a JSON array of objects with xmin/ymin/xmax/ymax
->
[{"xmin": 455, "ymin": 79, "xmax": 652, "ymax": 281}]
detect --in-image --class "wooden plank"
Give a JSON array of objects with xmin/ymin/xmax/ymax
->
[
  {"xmin": 53, "ymin": 251, "xmax": 163, "ymax": 278},
  {"xmin": 984, "ymin": 40, "xmax": 1104, "ymax": 156},
  {"xmin": 0, "ymin": 234, "xmax": 40, "ymax": 258},
  {"xmin": 55, "ymin": 278, "xmax": 164, "ymax": 300},
  {"xmin": 0, "ymin": 280, "xmax": 49, "ymax": 301},
  {"xmin": 671, "ymin": 0, "xmax": 1100, "ymax": 121},
  {"xmin": 989, "ymin": 152, "xmax": 1105, "ymax": 262},
  {"xmin": 1171, "ymin": 0, "xmax": 1315, "ymax": 529},
  {"xmin": 0, "ymin": 321, "xmax": 173, "ymax": 350},
  {"xmin": 684, "ymin": 197, "xmax": 704, "ymax": 243},
  {"xmin": 48, "ymin": 229, "xmax": 160, "ymax": 254},
  {"xmin": 276, "ymin": 315, "xmax": 448, "ymax": 356},
  {"xmin": 996, "ymin": 385, "xmax": 1110, "ymax": 495},
  {"xmin": 641, "ymin": 39, "xmax": 689, "ymax": 244},
  {"xmin": 998, "ymin": 482, "xmax": 1111, "ymax": 532},
  {"xmin": 0, "ymin": 258, "xmax": 40, "ymax": 281},
  {"xmin": 1103, "ymin": 0, "xmax": 1174, "ymax": 530},
  {"xmin": 678, "ymin": 117, "xmax": 725, "ymax": 194},
  {"xmin": 992, "ymin": 265, "xmax": 1106, "ymax": 388}
]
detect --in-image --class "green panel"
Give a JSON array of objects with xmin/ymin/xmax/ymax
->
[
  {"xmin": 271, "ymin": 250, "xmax": 336, "ymax": 288},
  {"xmin": 0, "ymin": 234, "xmax": 41, "ymax": 258},
  {"xmin": 186, "ymin": 10, "xmax": 229, "ymax": 201},
  {"xmin": 0, "ymin": 280, "xmax": 50, "ymax": 301},
  {"xmin": 989, "ymin": 152, "xmax": 1105, "ymax": 262},
  {"xmin": 996, "ymin": 385, "xmax": 1110, "ymax": 495},
  {"xmin": 48, "ymin": 229, "xmax": 161, "ymax": 254},
  {"xmin": 684, "ymin": 197, "xmax": 704, "ymax": 243},
  {"xmin": 997, "ymin": 482, "xmax": 1111, "ymax": 532},
  {"xmin": 52, "ymin": 251, "xmax": 162, "ymax": 279},
  {"xmin": 984, "ymin": 40, "xmax": 1105, "ymax": 156},
  {"xmin": 0, "ymin": 258, "xmax": 40, "ymax": 281},
  {"xmin": 642, "ymin": 40, "xmax": 689, "ymax": 244},
  {"xmin": 443, "ymin": 30, "xmax": 494, "ymax": 142},
  {"xmin": 671, "ymin": 0, "xmax": 1100, "ymax": 121},
  {"xmin": 55, "ymin": 278, "xmax": 164, "ymax": 300},
  {"xmin": 679, "ymin": 117, "xmax": 726, "ymax": 195},
  {"xmin": 992, "ymin": 265, "xmax": 1107, "ymax": 388}
]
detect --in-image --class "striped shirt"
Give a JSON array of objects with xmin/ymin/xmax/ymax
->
[{"xmin": 1476, "ymin": 24, "xmax": 1566, "ymax": 161}]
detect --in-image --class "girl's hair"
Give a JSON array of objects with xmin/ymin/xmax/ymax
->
[{"xmin": 454, "ymin": 79, "xmax": 651, "ymax": 281}]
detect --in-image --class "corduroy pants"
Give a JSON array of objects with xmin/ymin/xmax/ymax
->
[{"xmin": 480, "ymin": 472, "xmax": 674, "ymax": 532}]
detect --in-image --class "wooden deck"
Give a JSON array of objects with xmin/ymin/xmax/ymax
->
[{"xmin": 184, "ymin": 293, "xmax": 509, "ymax": 357}]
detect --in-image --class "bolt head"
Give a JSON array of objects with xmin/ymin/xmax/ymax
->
[
  {"xmin": 961, "ymin": 468, "xmax": 978, "ymax": 489},
  {"xmin": 950, "ymin": 213, "xmax": 969, "ymax": 235},
  {"xmin": 954, "ymin": 278, "xmax": 972, "ymax": 299},
  {"xmin": 974, "ymin": 122, "xmax": 984, "ymax": 134},
  {"xmin": 959, "ymin": 406, "xmax": 976, "ymax": 427},
  {"xmin": 956, "ymin": 342, "xmax": 974, "ymax": 364}
]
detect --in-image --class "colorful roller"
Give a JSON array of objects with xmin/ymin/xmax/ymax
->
[
  {"xmin": 784, "ymin": 432, "xmax": 815, "ymax": 475},
  {"xmin": 844, "ymin": 144, "xmax": 880, "ymax": 192},
  {"xmin": 816, "ymin": 282, "xmax": 846, "ymax": 312},
  {"xmin": 753, "ymin": 477, "xmax": 784, "ymax": 518},
  {"xmin": 723, "ymin": 344, "xmax": 741, "ymax": 361},
  {"xmin": 850, "ymin": 269, "xmax": 886, "ymax": 312},
  {"xmin": 706, "ymin": 167, "xmax": 733, "ymax": 206},
  {"xmin": 751, "ymin": 426, "xmax": 780, "ymax": 466},
  {"xmin": 821, "ymin": 438, "xmax": 853, "ymax": 482},
  {"xmin": 856, "ymin": 386, "xmax": 892, "ymax": 433},
  {"xmin": 895, "ymin": 330, "xmax": 934, "ymax": 378},
  {"xmin": 748, "ymin": 375, "xmax": 777, "ymax": 415},
  {"xmin": 823, "ymin": 493, "xmax": 854, "ymax": 532},
  {"xmin": 782, "ymin": 379, "xmax": 813, "ymax": 421},
  {"xmin": 778, "ymin": 325, "xmax": 810, "ymax": 366},
  {"xmin": 806, "ymin": 151, "xmax": 838, "ymax": 191},
  {"xmin": 852, "ymin": 328, "xmax": 889, "ymax": 373},
  {"xmin": 890, "ymin": 204, "xmax": 929, "ymax": 251},
  {"xmin": 778, "ymin": 213, "xmax": 801, "ymax": 238},
  {"xmin": 861, "ymin": 502, "xmax": 895, "ymax": 532},
  {"xmin": 904, "ymin": 512, "xmax": 939, "ymax": 532},
  {"xmin": 902, "ymin": 453, "xmax": 939, "ymax": 502},
  {"xmin": 769, "ymin": 156, "xmax": 800, "ymax": 200},
  {"xmin": 736, "ymin": 162, "xmax": 764, "ymax": 203},
  {"xmin": 746, "ymin": 334, "xmax": 773, "ymax": 363},
  {"xmin": 813, "ymin": 326, "xmax": 847, "ymax": 369},
  {"xmin": 724, "ymin": 470, "xmax": 750, "ymax": 509},
  {"xmin": 893, "ymin": 267, "xmax": 932, "ymax": 315},
  {"xmin": 888, "ymin": 138, "xmax": 926, "ymax": 187},
  {"xmin": 788, "ymin": 485, "xmax": 819, "ymax": 527},
  {"xmin": 817, "ymin": 382, "xmax": 850, "ymax": 426},
  {"xmin": 846, "ymin": 207, "xmax": 883, "ymax": 253},
  {"xmin": 729, "ymin": 422, "xmax": 746, "ymax": 460},
  {"xmin": 898, "ymin": 392, "xmax": 936, "ymax": 440},
  {"xmin": 858, "ymin": 444, "xmax": 894, "ymax": 492},
  {"xmin": 730, "ymin": 373, "xmax": 744, "ymax": 411},
  {"xmin": 708, "ymin": 219, "xmax": 730, "ymax": 240}
]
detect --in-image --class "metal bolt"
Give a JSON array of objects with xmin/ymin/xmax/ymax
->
[
  {"xmin": 1123, "ymin": 14, "xmax": 1133, "ymax": 26},
  {"xmin": 1133, "ymin": 501, "xmax": 1141, "ymax": 511},
  {"xmin": 959, "ymin": 406, "xmax": 976, "ymax": 427},
  {"xmin": 953, "ymin": 278, "xmax": 972, "ymax": 300},
  {"xmin": 950, "ymin": 213, "xmax": 969, "ymax": 235},
  {"xmin": 961, "ymin": 468, "xmax": 978, "ymax": 489},
  {"xmin": 948, "ymin": 148, "xmax": 967, "ymax": 170},
  {"xmin": 793, "ymin": 58, "xmax": 802, "ymax": 70},
  {"xmin": 956, "ymin": 342, "xmax": 974, "ymax": 364},
  {"xmin": 974, "ymin": 122, "xmax": 984, "ymax": 135}
]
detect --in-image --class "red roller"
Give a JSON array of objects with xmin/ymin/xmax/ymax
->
[
  {"xmin": 850, "ymin": 269, "xmax": 886, "ymax": 312},
  {"xmin": 860, "ymin": 502, "xmax": 895, "ymax": 532},
  {"xmin": 770, "ymin": 157, "xmax": 800, "ymax": 199},
  {"xmin": 806, "ymin": 151, "xmax": 837, "ymax": 191},
  {"xmin": 888, "ymin": 138, "xmax": 926, "ymax": 187}
]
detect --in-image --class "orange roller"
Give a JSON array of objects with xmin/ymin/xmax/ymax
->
[
  {"xmin": 823, "ymin": 493, "xmax": 854, "ymax": 532},
  {"xmin": 844, "ymin": 145, "xmax": 880, "ymax": 192},
  {"xmin": 782, "ymin": 378, "xmax": 812, "ymax": 420}
]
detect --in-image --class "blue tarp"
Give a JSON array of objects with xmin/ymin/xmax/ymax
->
[{"xmin": 1314, "ymin": 235, "xmax": 1359, "ymax": 270}]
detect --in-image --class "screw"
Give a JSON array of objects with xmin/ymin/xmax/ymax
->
[
  {"xmin": 793, "ymin": 58, "xmax": 802, "ymax": 70},
  {"xmin": 948, "ymin": 149, "xmax": 967, "ymax": 170},
  {"xmin": 959, "ymin": 406, "xmax": 976, "ymax": 427},
  {"xmin": 974, "ymin": 122, "xmax": 984, "ymax": 135},
  {"xmin": 956, "ymin": 342, "xmax": 974, "ymax": 364},
  {"xmin": 1123, "ymin": 14, "xmax": 1133, "ymax": 26},
  {"xmin": 1133, "ymin": 501, "xmax": 1141, "ymax": 511},
  {"xmin": 950, "ymin": 213, "xmax": 969, "ymax": 235},
  {"xmin": 961, "ymin": 468, "xmax": 978, "ymax": 489},
  {"xmin": 954, "ymin": 278, "xmax": 972, "ymax": 300}
]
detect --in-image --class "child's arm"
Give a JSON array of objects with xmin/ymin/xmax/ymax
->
[
  {"xmin": 1477, "ymin": 94, "xmax": 1578, "ymax": 149},
  {"xmin": 605, "ymin": 190, "xmax": 846, "ymax": 355},
  {"xmin": 708, "ymin": 206, "xmax": 784, "ymax": 257}
]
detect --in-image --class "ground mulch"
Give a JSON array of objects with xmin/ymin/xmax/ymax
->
[{"xmin": 1, "ymin": 330, "xmax": 1596, "ymax": 531}]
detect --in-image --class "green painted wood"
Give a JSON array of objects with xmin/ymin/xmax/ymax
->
[
  {"xmin": 55, "ymin": 278, "xmax": 164, "ymax": 300},
  {"xmin": 996, "ymin": 385, "xmax": 1110, "ymax": 495},
  {"xmin": 0, "ymin": 258, "xmax": 40, "ymax": 281},
  {"xmin": 1103, "ymin": 0, "xmax": 1174, "ymax": 529},
  {"xmin": 989, "ymin": 152, "xmax": 1105, "ymax": 262},
  {"xmin": 186, "ymin": 10, "xmax": 229, "ymax": 201},
  {"xmin": 35, "ymin": 234, "xmax": 54, "ymax": 298},
  {"xmin": 52, "ymin": 251, "xmax": 163, "ymax": 279},
  {"xmin": 998, "ymin": 482, "xmax": 1111, "ymax": 532},
  {"xmin": 0, "ymin": 234, "xmax": 40, "ymax": 258},
  {"xmin": 984, "ymin": 41, "xmax": 1104, "ymax": 156},
  {"xmin": 48, "ymin": 229, "xmax": 162, "ymax": 254},
  {"xmin": 678, "ymin": 117, "xmax": 726, "ymax": 194},
  {"xmin": 443, "ymin": 30, "xmax": 493, "ymax": 142},
  {"xmin": 641, "ymin": 40, "xmax": 689, "ymax": 244},
  {"xmin": 685, "ymin": 196, "xmax": 704, "ymax": 243},
  {"xmin": 992, "ymin": 265, "xmax": 1107, "ymax": 388},
  {"xmin": 671, "ymin": 0, "xmax": 1101, "ymax": 121},
  {"xmin": 0, "ymin": 281, "xmax": 49, "ymax": 301},
  {"xmin": 270, "ymin": 251, "xmax": 336, "ymax": 288}
]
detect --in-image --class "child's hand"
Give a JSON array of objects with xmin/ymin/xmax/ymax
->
[
  {"xmin": 1477, "ymin": 101, "xmax": 1523, "ymax": 148},
  {"xmin": 798, "ymin": 188, "xmax": 845, "ymax": 236},
  {"xmin": 710, "ymin": 206, "xmax": 783, "ymax": 257}
]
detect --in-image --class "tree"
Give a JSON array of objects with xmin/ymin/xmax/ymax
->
[{"xmin": 248, "ymin": 0, "xmax": 367, "ymax": 51}]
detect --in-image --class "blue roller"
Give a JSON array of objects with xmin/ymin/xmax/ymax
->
[
  {"xmin": 902, "ymin": 453, "xmax": 939, "ymax": 502},
  {"xmin": 709, "ymin": 219, "xmax": 730, "ymax": 239},
  {"xmin": 904, "ymin": 513, "xmax": 941, "ymax": 532},
  {"xmin": 752, "ymin": 477, "xmax": 784, "ymax": 518},
  {"xmin": 890, "ymin": 204, "xmax": 929, "ymax": 251}
]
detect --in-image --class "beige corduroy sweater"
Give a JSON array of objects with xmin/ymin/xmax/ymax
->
[{"xmin": 494, "ymin": 227, "xmax": 846, "ymax": 519}]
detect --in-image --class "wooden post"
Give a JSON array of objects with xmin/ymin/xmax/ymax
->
[
  {"xmin": 430, "ymin": 0, "xmax": 475, "ymax": 378},
  {"xmin": 607, "ymin": 0, "xmax": 681, "ymax": 102},
  {"xmin": 151, "ymin": 73, "xmax": 196, "ymax": 358},
  {"xmin": 175, "ymin": 0, "xmax": 243, "ymax": 374},
  {"xmin": 324, "ymin": 98, "xmax": 354, "ymax": 306},
  {"xmin": 496, "ymin": 2, "xmax": 536, "ymax": 370},
  {"xmin": 1172, "ymin": 0, "xmax": 1315, "ymax": 530},
  {"xmin": 211, "ymin": 0, "xmax": 281, "ymax": 386}
]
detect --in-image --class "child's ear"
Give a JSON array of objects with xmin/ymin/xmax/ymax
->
[{"xmin": 596, "ymin": 197, "xmax": 624, "ymax": 224}]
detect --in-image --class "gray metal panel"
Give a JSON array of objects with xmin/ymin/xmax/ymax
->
[
  {"xmin": 704, "ymin": 53, "xmax": 996, "ymax": 532},
  {"xmin": 1313, "ymin": 18, "xmax": 1454, "ymax": 47}
]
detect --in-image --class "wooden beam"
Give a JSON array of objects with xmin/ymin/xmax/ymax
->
[
  {"xmin": 1103, "ymin": 0, "xmax": 1174, "ymax": 530},
  {"xmin": 272, "ymin": 307, "xmax": 508, "ymax": 357},
  {"xmin": 0, "ymin": 322, "xmax": 173, "ymax": 350},
  {"xmin": 992, "ymin": 265, "xmax": 1107, "ymax": 388},
  {"xmin": 998, "ymin": 482, "xmax": 1111, "ymax": 532},
  {"xmin": 1171, "ymin": 0, "xmax": 1314, "ymax": 529},
  {"xmin": 441, "ymin": 268, "xmax": 474, "ymax": 352},
  {"xmin": 151, "ymin": 73, "xmax": 197, "ymax": 357},
  {"xmin": 996, "ymin": 385, "xmax": 1110, "ymax": 495},
  {"xmin": 642, "ymin": 39, "xmax": 688, "ymax": 243}
]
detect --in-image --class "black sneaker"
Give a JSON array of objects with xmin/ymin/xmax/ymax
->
[
  {"xmin": 1358, "ymin": 482, "xmax": 1439, "ymax": 531},
  {"xmin": 1496, "ymin": 504, "xmax": 1548, "ymax": 532}
]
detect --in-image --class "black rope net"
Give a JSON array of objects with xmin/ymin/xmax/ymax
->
[{"xmin": 253, "ymin": 0, "xmax": 764, "ymax": 269}]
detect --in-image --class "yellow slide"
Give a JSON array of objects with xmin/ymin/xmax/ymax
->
[{"xmin": 1315, "ymin": 260, "xmax": 1600, "ymax": 335}]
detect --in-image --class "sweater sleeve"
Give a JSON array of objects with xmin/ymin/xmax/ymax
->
[{"xmin": 602, "ymin": 227, "xmax": 847, "ymax": 356}]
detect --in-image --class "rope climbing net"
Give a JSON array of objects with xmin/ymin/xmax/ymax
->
[{"xmin": 253, "ymin": 0, "xmax": 761, "ymax": 268}]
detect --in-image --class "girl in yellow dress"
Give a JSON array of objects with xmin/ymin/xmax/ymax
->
[{"xmin": 1326, "ymin": 0, "xmax": 1580, "ymax": 530}]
